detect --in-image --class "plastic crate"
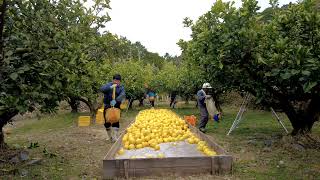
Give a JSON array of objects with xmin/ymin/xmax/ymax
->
[
  {"xmin": 78, "ymin": 116, "xmax": 91, "ymax": 126},
  {"xmin": 96, "ymin": 109, "xmax": 105, "ymax": 125}
]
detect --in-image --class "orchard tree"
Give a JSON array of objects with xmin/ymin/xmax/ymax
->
[
  {"xmin": 108, "ymin": 60, "xmax": 154, "ymax": 108},
  {"xmin": 179, "ymin": 37, "xmax": 227, "ymax": 110},
  {"xmin": 154, "ymin": 61, "xmax": 181, "ymax": 93},
  {"xmin": 185, "ymin": 0, "xmax": 320, "ymax": 135},
  {"xmin": 55, "ymin": 0, "xmax": 110, "ymax": 116},
  {"xmin": 0, "ymin": 0, "xmax": 110, "ymax": 147}
]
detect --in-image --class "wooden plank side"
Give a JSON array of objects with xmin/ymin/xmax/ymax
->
[
  {"xmin": 103, "ymin": 159, "xmax": 213, "ymax": 179},
  {"xmin": 104, "ymin": 156, "xmax": 232, "ymax": 178},
  {"xmin": 218, "ymin": 155, "xmax": 233, "ymax": 174},
  {"xmin": 127, "ymin": 156, "xmax": 211, "ymax": 168},
  {"xmin": 211, "ymin": 156, "xmax": 219, "ymax": 175},
  {"xmin": 103, "ymin": 160, "xmax": 120, "ymax": 179},
  {"xmin": 125, "ymin": 166, "xmax": 212, "ymax": 178}
]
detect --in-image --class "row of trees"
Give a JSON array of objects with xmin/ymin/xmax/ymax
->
[
  {"xmin": 0, "ymin": 0, "xmax": 113, "ymax": 147},
  {"xmin": 180, "ymin": 0, "xmax": 320, "ymax": 135},
  {"xmin": 0, "ymin": 0, "xmax": 201, "ymax": 147}
]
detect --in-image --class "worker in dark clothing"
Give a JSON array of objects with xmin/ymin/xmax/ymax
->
[
  {"xmin": 100, "ymin": 74, "xmax": 125, "ymax": 142},
  {"xmin": 169, "ymin": 91, "xmax": 177, "ymax": 108},
  {"xmin": 197, "ymin": 83, "xmax": 212, "ymax": 133}
]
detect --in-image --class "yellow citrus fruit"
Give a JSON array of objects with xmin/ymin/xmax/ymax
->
[
  {"xmin": 136, "ymin": 138, "xmax": 142, "ymax": 144},
  {"xmin": 122, "ymin": 109, "xmax": 207, "ymax": 150},
  {"xmin": 117, "ymin": 148, "xmax": 125, "ymax": 155},
  {"xmin": 129, "ymin": 137, "xmax": 135, "ymax": 144},
  {"xmin": 129, "ymin": 144, "xmax": 135, "ymax": 150},
  {"xmin": 157, "ymin": 153, "xmax": 165, "ymax": 158},
  {"xmin": 154, "ymin": 144, "xmax": 160, "ymax": 151},
  {"xmin": 193, "ymin": 137, "xmax": 200, "ymax": 144},
  {"xmin": 187, "ymin": 138, "xmax": 195, "ymax": 144}
]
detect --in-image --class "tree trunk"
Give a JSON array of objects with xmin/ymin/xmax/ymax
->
[
  {"xmin": 129, "ymin": 99, "xmax": 135, "ymax": 109},
  {"xmin": 283, "ymin": 98, "xmax": 320, "ymax": 136},
  {"xmin": 138, "ymin": 99, "xmax": 144, "ymax": 107},
  {"xmin": 68, "ymin": 97, "xmax": 79, "ymax": 113},
  {"xmin": 185, "ymin": 97, "xmax": 189, "ymax": 105},
  {"xmin": 292, "ymin": 112, "xmax": 319, "ymax": 135},
  {"xmin": 289, "ymin": 115, "xmax": 316, "ymax": 135},
  {"xmin": 0, "ymin": 109, "xmax": 18, "ymax": 149},
  {"xmin": 0, "ymin": 124, "xmax": 5, "ymax": 149},
  {"xmin": 77, "ymin": 97, "xmax": 98, "ymax": 123},
  {"xmin": 212, "ymin": 94, "xmax": 223, "ymax": 112}
]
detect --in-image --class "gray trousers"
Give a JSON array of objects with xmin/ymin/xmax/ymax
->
[{"xmin": 198, "ymin": 105, "xmax": 209, "ymax": 129}]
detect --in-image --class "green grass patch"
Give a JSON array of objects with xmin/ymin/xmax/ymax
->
[{"xmin": 12, "ymin": 113, "xmax": 77, "ymax": 135}]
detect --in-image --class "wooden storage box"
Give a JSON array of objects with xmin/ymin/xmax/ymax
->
[{"xmin": 103, "ymin": 123, "xmax": 233, "ymax": 179}]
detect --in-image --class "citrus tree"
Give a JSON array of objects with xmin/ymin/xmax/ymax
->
[
  {"xmin": 184, "ymin": 0, "xmax": 320, "ymax": 135},
  {"xmin": 0, "ymin": 0, "xmax": 110, "ymax": 147},
  {"xmin": 153, "ymin": 61, "xmax": 181, "ymax": 93},
  {"xmin": 179, "ymin": 38, "xmax": 226, "ymax": 110},
  {"xmin": 108, "ymin": 60, "xmax": 154, "ymax": 108}
]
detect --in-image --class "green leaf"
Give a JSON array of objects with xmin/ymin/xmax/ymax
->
[
  {"xmin": 301, "ymin": 70, "xmax": 311, "ymax": 76},
  {"xmin": 280, "ymin": 72, "xmax": 291, "ymax": 80},
  {"xmin": 9, "ymin": 73, "xmax": 18, "ymax": 80},
  {"xmin": 257, "ymin": 54, "xmax": 267, "ymax": 64},
  {"xmin": 303, "ymin": 82, "xmax": 317, "ymax": 93},
  {"xmin": 218, "ymin": 61, "xmax": 224, "ymax": 69}
]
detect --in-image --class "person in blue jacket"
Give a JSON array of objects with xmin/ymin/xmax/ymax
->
[
  {"xmin": 146, "ymin": 88, "xmax": 157, "ymax": 107},
  {"xmin": 100, "ymin": 74, "xmax": 125, "ymax": 142},
  {"xmin": 197, "ymin": 82, "xmax": 212, "ymax": 133}
]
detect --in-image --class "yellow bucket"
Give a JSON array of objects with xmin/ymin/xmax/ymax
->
[
  {"xmin": 78, "ymin": 116, "xmax": 91, "ymax": 127},
  {"xmin": 120, "ymin": 100, "xmax": 128, "ymax": 110}
]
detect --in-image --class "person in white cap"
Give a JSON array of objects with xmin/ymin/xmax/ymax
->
[{"xmin": 197, "ymin": 83, "xmax": 213, "ymax": 133}]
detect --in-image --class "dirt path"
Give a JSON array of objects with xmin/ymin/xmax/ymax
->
[{"xmin": 3, "ymin": 114, "xmax": 135, "ymax": 179}]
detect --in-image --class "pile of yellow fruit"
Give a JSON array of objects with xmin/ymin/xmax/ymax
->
[{"xmin": 120, "ymin": 109, "xmax": 216, "ymax": 156}]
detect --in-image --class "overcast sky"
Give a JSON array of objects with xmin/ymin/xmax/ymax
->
[{"xmin": 104, "ymin": 0, "xmax": 298, "ymax": 56}]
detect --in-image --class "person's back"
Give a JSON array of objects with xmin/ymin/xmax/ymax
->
[
  {"xmin": 148, "ymin": 91, "xmax": 156, "ymax": 97},
  {"xmin": 101, "ymin": 82, "xmax": 125, "ymax": 107},
  {"xmin": 170, "ymin": 91, "xmax": 178, "ymax": 108},
  {"xmin": 146, "ymin": 89, "xmax": 156, "ymax": 107},
  {"xmin": 170, "ymin": 91, "xmax": 177, "ymax": 99}
]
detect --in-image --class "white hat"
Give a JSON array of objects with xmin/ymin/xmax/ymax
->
[{"xmin": 202, "ymin": 83, "xmax": 212, "ymax": 89}]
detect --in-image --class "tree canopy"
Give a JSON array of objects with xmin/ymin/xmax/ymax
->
[{"xmin": 180, "ymin": 0, "xmax": 320, "ymax": 135}]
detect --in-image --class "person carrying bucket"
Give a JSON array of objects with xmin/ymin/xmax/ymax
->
[{"xmin": 100, "ymin": 74, "xmax": 126, "ymax": 142}]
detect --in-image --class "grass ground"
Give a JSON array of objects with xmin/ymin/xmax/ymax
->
[{"xmin": 1, "ymin": 102, "xmax": 320, "ymax": 179}]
